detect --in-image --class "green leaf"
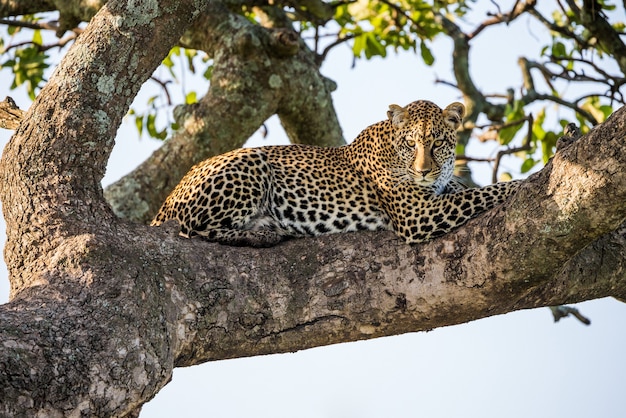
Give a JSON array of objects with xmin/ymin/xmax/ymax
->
[
  {"xmin": 552, "ymin": 41, "xmax": 567, "ymax": 57},
  {"xmin": 599, "ymin": 105, "xmax": 613, "ymax": 121},
  {"xmin": 499, "ymin": 124, "xmax": 522, "ymax": 145},
  {"xmin": 185, "ymin": 91, "xmax": 197, "ymax": 104},
  {"xmin": 352, "ymin": 33, "xmax": 366, "ymax": 58},
  {"xmin": 5, "ymin": 46, "xmax": 49, "ymax": 98},
  {"xmin": 134, "ymin": 114, "xmax": 144, "ymax": 136},
  {"xmin": 146, "ymin": 95, "xmax": 158, "ymax": 107},
  {"xmin": 520, "ymin": 158, "xmax": 536, "ymax": 173},
  {"xmin": 203, "ymin": 64, "xmax": 213, "ymax": 80},
  {"xmin": 532, "ymin": 109, "xmax": 546, "ymax": 140},
  {"xmin": 499, "ymin": 101, "xmax": 526, "ymax": 145},
  {"xmin": 541, "ymin": 131, "xmax": 558, "ymax": 164},
  {"xmin": 32, "ymin": 29, "xmax": 42, "ymax": 46},
  {"xmin": 1, "ymin": 59, "xmax": 16, "ymax": 69},
  {"xmin": 420, "ymin": 41, "xmax": 435, "ymax": 66},
  {"xmin": 499, "ymin": 172, "xmax": 513, "ymax": 182},
  {"xmin": 162, "ymin": 46, "xmax": 180, "ymax": 79},
  {"xmin": 581, "ymin": 96, "xmax": 610, "ymax": 123},
  {"xmin": 146, "ymin": 112, "xmax": 167, "ymax": 140}
]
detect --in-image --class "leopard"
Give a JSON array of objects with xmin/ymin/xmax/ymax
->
[{"xmin": 151, "ymin": 100, "xmax": 520, "ymax": 247}]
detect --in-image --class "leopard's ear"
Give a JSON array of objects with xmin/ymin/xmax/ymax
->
[
  {"xmin": 387, "ymin": 104, "xmax": 409, "ymax": 129},
  {"xmin": 443, "ymin": 102, "xmax": 465, "ymax": 130}
]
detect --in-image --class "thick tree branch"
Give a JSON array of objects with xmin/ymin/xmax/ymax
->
[
  {"xmin": 1, "ymin": 111, "xmax": 626, "ymax": 413},
  {"xmin": 0, "ymin": 0, "xmax": 211, "ymax": 302}
]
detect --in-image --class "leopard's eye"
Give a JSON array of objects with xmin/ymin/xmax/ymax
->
[
  {"xmin": 433, "ymin": 139, "xmax": 444, "ymax": 148},
  {"xmin": 406, "ymin": 138, "xmax": 416, "ymax": 147}
]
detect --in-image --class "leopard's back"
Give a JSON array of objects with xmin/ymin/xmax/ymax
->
[
  {"xmin": 152, "ymin": 100, "xmax": 520, "ymax": 246},
  {"xmin": 151, "ymin": 144, "xmax": 389, "ymax": 246}
]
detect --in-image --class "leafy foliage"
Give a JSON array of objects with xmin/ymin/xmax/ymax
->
[
  {"xmin": 1, "ymin": 18, "xmax": 49, "ymax": 100},
  {"xmin": 0, "ymin": 1, "xmax": 624, "ymax": 180},
  {"xmin": 334, "ymin": 0, "xmax": 469, "ymax": 61}
]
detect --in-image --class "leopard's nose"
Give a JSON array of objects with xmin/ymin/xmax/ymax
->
[{"xmin": 416, "ymin": 169, "xmax": 431, "ymax": 178}]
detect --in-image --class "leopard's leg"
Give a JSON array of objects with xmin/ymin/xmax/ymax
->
[{"xmin": 386, "ymin": 180, "xmax": 521, "ymax": 243}]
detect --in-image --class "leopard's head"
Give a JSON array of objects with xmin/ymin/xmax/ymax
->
[{"xmin": 387, "ymin": 100, "xmax": 464, "ymax": 191}]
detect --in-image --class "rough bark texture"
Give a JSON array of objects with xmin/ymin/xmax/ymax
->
[
  {"xmin": 0, "ymin": 1, "xmax": 626, "ymax": 417},
  {"xmin": 0, "ymin": 96, "xmax": 23, "ymax": 129}
]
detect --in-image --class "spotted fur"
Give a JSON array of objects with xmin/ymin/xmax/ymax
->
[{"xmin": 151, "ymin": 100, "xmax": 520, "ymax": 246}]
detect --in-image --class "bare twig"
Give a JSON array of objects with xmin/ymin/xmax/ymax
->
[
  {"xmin": 0, "ymin": 18, "xmax": 58, "ymax": 32},
  {"xmin": 455, "ymin": 155, "xmax": 495, "ymax": 163},
  {"xmin": 317, "ymin": 34, "xmax": 355, "ymax": 64},
  {"xmin": 149, "ymin": 77, "xmax": 173, "ymax": 106},
  {"xmin": 0, "ymin": 18, "xmax": 83, "ymax": 36},
  {"xmin": 0, "ymin": 18, "xmax": 82, "ymax": 54},
  {"xmin": 517, "ymin": 58, "xmax": 601, "ymax": 124},
  {"xmin": 434, "ymin": 78, "xmax": 458, "ymax": 90},
  {"xmin": 526, "ymin": 5, "xmax": 590, "ymax": 49},
  {"xmin": 469, "ymin": 0, "xmax": 535, "ymax": 39}
]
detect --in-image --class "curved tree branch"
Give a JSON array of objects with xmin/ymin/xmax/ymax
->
[
  {"xmin": 1, "ymin": 105, "xmax": 625, "ymax": 414},
  {"xmin": 0, "ymin": 1, "xmax": 56, "ymax": 18},
  {"xmin": 468, "ymin": 0, "xmax": 536, "ymax": 39}
]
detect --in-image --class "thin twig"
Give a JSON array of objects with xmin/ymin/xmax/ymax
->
[
  {"xmin": 318, "ymin": 34, "xmax": 355, "ymax": 63},
  {"xmin": 469, "ymin": 0, "xmax": 534, "ymax": 39},
  {"xmin": 455, "ymin": 155, "xmax": 495, "ymax": 163},
  {"xmin": 149, "ymin": 77, "xmax": 173, "ymax": 106},
  {"xmin": 0, "ymin": 18, "xmax": 58, "ymax": 31}
]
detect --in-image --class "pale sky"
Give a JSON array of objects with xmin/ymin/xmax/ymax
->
[{"xmin": 1, "ymin": 3, "xmax": 625, "ymax": 417}]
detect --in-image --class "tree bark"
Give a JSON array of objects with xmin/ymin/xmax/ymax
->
[{"xmin": 1, "ymin": 1, "xmax": 626, "ymax": 417}]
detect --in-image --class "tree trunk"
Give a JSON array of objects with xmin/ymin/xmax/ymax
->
[{"xmin": 0, "ymin": 1, "xmax": 625, "ymax": 416}]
